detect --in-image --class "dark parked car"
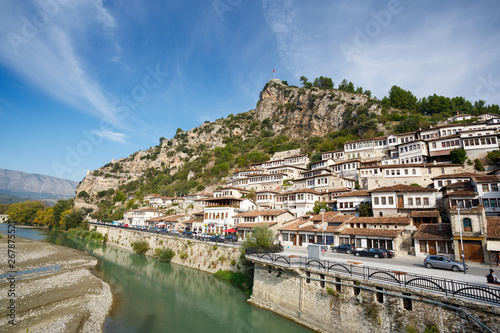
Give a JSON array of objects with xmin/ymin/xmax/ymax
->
[
  {"xmin": 353, "ymin": 248, "xmax": 387, "ymax": 258},
  {"xmin": 332, "ymin": 244, "xmax": 355, "ymax": 254},
  {"xmin": 209, "ymin": 235, "xmax": 224, "ymax": 243},
  {"xmin": 376, "ymin": 248, "xmax": 395, "ymax": 258},
  {"xmin": 424, "ymin": 255, "xmax": 468, "ymax": 272},
  {"xmin": 224, "ymin": 235, "xmax": 238, "ymax": 243}
]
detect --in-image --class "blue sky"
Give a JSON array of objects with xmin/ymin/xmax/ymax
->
[{"xmin": 0, "ymin": 0, "xmax": 499, "ymax": 182}]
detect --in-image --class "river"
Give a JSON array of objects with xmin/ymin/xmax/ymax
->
[{"xmin": 1, "ymin": 225, "xmax": 312, "ymax": 333}]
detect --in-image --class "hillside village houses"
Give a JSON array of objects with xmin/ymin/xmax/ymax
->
[{"xmin": 121, "ymin": 115, "xmax": 500, "ymax": 264}]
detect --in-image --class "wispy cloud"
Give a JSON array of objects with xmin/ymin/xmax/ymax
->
[
  {"xmin": 0, "ymin": 1, "xmax": 120, "ymax": 124},
  {"xmin": 90, "ymin": 129, "xmax": 129, "ymax": 143}
]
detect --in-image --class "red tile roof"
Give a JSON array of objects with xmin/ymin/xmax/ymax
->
[
  {"xmin": 431, "ymin": 172, "xmax": 480, "ymax": 180},
  {"xmin": 413, "ymin": 224, "xmax": 452, "ymax": 240},
  {"xmin": 410, "ymin": 210, "xmax": 440, "ymax": 218},
  {"xmin": 236, "ymin": 222, "xmax": 278, "ymax": 229},
  {"xmin": 336, "ymin": 190, "xmax": 371, "ymax": 198},
  {"xmin": 487, "ymin": 217, "xmax": 500, "ymax": 239},
  {"xmin": 340, "ymin": 228, "xmax": 404, "ymax": 237},
  {"xmin": 370, "ymin": 184, "xmax": 435, "ymax": 193},
  {"xmin": 232, "ymin": 210, "xmax": 291, "ymax": 218},
  {"xmin": 348, "ymin": 216, "xmax": 411, "ymax": 225}
]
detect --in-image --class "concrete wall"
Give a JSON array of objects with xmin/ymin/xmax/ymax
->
[
  {"xmin": 93, "ymin": 225, "xmax": 242, "ymax": 274},
  {"xmin": 249, "ymin": 263, "xmax": 500, "ymax": 333}
]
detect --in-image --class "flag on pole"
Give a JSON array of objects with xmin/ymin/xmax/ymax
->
[{"xmin": 273, "ymin": 69, "xmax": 275, "ymax": 73}]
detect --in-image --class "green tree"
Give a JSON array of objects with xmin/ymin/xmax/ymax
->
[
  {"xmin": 474, "ymin": 158, "xmax": 485, "ymax": 171},
  {"xmin": 358, "ymin": 202, "xmax": 373, "ymax": 217},
  {"xmin": 113, "ymin": 190, "xmax": 126, "ymax": 203},
  {"xmin": 77, "ymin": 190, "xmax": 90, "ymax": 199},
  {"xmin": 240, "ymin": 224, "xmax": 274, "ymax": 252},
  {"xmin": 487, "ymin": 150, "xmax": 500, "ymax": 165},
  {"xmin": 450, "ymin": 148, "xmax": 467, "ymax": 164},
  {"xmin": 7, "ymin": 201, "xmax": 46, "ymax": 224},
  {"xmin": 312, "ymin": 76, "xmax": 334, "ymax": 89},
  {"xmin": 388, "ymin": 85, "xmax": 417, "ymax": 110},
  {"xmin": 300, "ymin": 76, "xmax": 312, "ymax": 88},
  {"xmin": 61, "ymin": 209, "xmax": 86, "ymax": 230},
  {"xmin": 312, "ymin": 201, "xmax": 330, "ymax": 214},
  {"xmin": 159, "ymin": 136, "xmax": 166, "ymax": 144},
  {"xmin": 34, "ymin": 207, "xmax": 55, "ymax": 226},
  {"xmin": 52, "ymin": 199, "xmax": 73, "ymax": 225}
]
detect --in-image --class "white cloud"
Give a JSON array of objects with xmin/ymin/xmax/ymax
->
[
  {"xmin": 90, "ymin": 129, "xmax": 129, "ymax": 143},
  {"xmin": 0, "ymin": 1, "xmax": 120, "ymax": 124}
]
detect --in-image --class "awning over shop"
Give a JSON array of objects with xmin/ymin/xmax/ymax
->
[{"xmin": 487, "ymin": 240, "xmax": 500, "ymax": 251}]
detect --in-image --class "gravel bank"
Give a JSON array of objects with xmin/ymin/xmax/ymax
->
[{"xmin": 0, "ymin": 234, "xmax": 112, "ymax": 332}]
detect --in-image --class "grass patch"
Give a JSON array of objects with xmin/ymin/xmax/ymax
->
[
  {"xmin": 158, "ymin": 248, "xmax": 174, "ymax": 262},
  {"xmin": 214, "ymin": 269, "xmax": 253, "ymax": 296},
  {"xmin": 132, "ymin": 240, "xmax": 150, "ymax": 255}
]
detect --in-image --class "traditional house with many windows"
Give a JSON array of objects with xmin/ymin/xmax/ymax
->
[{"xmin": 370, "ymin": 184, "xmax": 439, "ymax": 217}]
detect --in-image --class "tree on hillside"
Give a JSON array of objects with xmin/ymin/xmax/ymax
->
[
  {"xmin": 61, "ymin": 209, "xmax": 87, "ymax": 230},
  {"xmin": 52, "ymin": 199, "xmax": 74, "ymax": 225},
  {"xmin": 450, "ymin": 148, "xmax": 467, "ymax": 164},
  {"xmin": 388, "ymin": 85, "xmax": 417, "ymax": 110},
  {"xmin": 338, "ymin": 79, "xmax": 355, "ymax": 93},
  {"xmin": 313, "ymin": 76, "xmax": 334, "ymax": 89},
  {"xmin": 300, "ymin": 76, "xmax": 312, "ymax": 88},
  {"xmin": 487, "ymin": 150, "xmax": 500, "ymax": 165},
  {"xmin": 113, "ymin": 190, "xmax": 126, "ymax": 203}
]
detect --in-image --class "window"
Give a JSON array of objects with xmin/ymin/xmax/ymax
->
[
  {"xmin": 463, "ymin": 218, "xmax": 472, "ymax": 232},
  {"xmin": 408, "ymin": 198, "xmax": 413, "ymax": 205},
  {"xmin": 424, "ymin": 197, "xmax": 429, "ymax": 206},
  {"xmin": 438, "ymin": 181, "xmax": 443, "ymax": 187},
  {"xmin": 432, "ymin": 142, "xmax": 437, "ymax": 148},
  {"xmin": 492, "ymin": 184, "xmax": 499, "ymax": 191},
  {"xmin": 381, "ymin": 197, "xmax": 386, "ymax": 205},
  {"xmin": 483, "ymin": 184, "xmax": 489, "ymax": 192},
  {"xmin": 374, "ymin": 197, "xmax": 379, "ymax": 205},
  {"xmin": 283, "ymin": 233, "xmax": 289, "ymax": 241},
  {"xmin": 405, "ymin": 169, "xmax": 409, "ymax": 175},
  {"xmin": 413, "ymin": 169, "xmax": 417, "ymax": 175},
  {"xmin": 388, "ymin": 197, "xmax": 394, "ymax": 205},
  {"xmin": 483, "ymin": 199, "xmax": 490, "ymax": 207},
  {"xmin": 491, "ymin": 198, "xmax": 498, "ymax": 208},
  {"xmin": 416, "ymin": 198, "xmax": 421, "ymax": 205}
]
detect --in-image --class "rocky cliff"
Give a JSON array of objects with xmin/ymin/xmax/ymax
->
[{"xmin": 75, "ymin": 79, "xmax": 384, "ymax": 207}]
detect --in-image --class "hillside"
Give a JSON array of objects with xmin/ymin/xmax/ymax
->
[
  {"xmin": 0, "ymin": 168, "xmax": 78, "ymax": 203},
  {"xmin": 74, "ymin": 78, "xmax": 500, "ymax": 221},
  {"xmin": 76, "ymin": 80, "xmax": 381, "ymax": 200}
]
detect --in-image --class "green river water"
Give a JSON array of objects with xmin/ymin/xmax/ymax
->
[{"xmin": 2, "ymin": 225, "xmax": 313, "ymax": 333}]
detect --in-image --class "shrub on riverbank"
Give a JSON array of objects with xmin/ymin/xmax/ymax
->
[
  {"xmin": 132, "ymin": 240, "xmax": 150, "ymax": 255},
  {"xmin": 157, "ymin": 248, "xmax": 174, "ymax": 262},
  {"xmin": 67, "ymin": 227, "xmax": 107, "ymax": 243},
  {"xmin": 214, "ymin": 269, "xmax": 253, "ymax": 296}
]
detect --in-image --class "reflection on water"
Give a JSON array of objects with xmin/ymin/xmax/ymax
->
[{"xmin": 1, "ymin": 225, "xmax": 312, "ymax": 333}]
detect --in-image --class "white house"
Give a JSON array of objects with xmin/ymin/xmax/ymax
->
[
  {"xmin": 274, "ymin": 189, "xmax": 323, "ymax": 218},
  {"xmin": 335, "ymin": 190, "xmax": 371, "ymax": 215},
  {"xmin": 370, "ymin": 184, "xmax": 439, "ymax": 217}
]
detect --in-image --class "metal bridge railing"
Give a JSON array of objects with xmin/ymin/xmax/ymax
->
[{"xmin": 245, "ymin": 251, "xmax": 500, "ymax": 306}]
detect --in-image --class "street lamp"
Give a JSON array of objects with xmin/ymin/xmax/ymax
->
[
  {"xmin": 320, "ymin": 208, "xmax": 326, "ymax": 245},
  {"xmin": 458, "ymin": 207, "xmax": 466, "ymax": 275}
]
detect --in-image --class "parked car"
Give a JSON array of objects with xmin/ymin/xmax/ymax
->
[
  {"xmin": 353, "ymin": 248, "xmax": 387, "ymax": 258},
  {"xmin": 332, "ymin": 244, "xmax": 355, "ymax": 254},
  {"xmin": 376, "ymin": 248, "xmax": 395, "ymax": 258},
  {"xmin": 209, "ymin": 235, "xmax": 224, "ymax": 243},
  {"xmin": 170, "ymin": 230, "xmax": 180, "ymax": 236},
  {"xmin": 423, "ymin": 255, "xmax": 468, "ymax": 272},
  {"xmin": 224, "ymin": 235, "xmax": 238, "ymax": 243}
]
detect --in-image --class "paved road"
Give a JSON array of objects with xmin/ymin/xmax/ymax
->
[{"xmin": 281, "ymin": 246, "xmax": 499, "ymax": 286}]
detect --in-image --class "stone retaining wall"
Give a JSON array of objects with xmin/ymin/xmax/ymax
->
[
  {"xmin": 249, "ymin": 262, "xmax": 500, "ymax": 333},
  {"xmin": 93, "ymin": 225, "xmax": 242, "ymax": 274}
]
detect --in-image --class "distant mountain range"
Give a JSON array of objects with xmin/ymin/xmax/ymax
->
[{"xmin": 0, "ymin": 168, "xmax": 78, "ymax": 204}]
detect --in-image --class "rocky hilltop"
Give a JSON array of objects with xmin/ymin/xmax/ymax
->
[{"xmin": 76, "ymin": 79, "xmax": 384, "ymax": 209}]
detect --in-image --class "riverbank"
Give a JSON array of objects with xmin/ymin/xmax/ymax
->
[{"xmin": 0, "ymin": 233, "xmax": 112, "ymax": 332}]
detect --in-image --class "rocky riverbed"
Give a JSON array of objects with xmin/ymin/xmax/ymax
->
[{"xmin": 0, "ymin": 233, "xmax": 112, "ymax": 332}]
